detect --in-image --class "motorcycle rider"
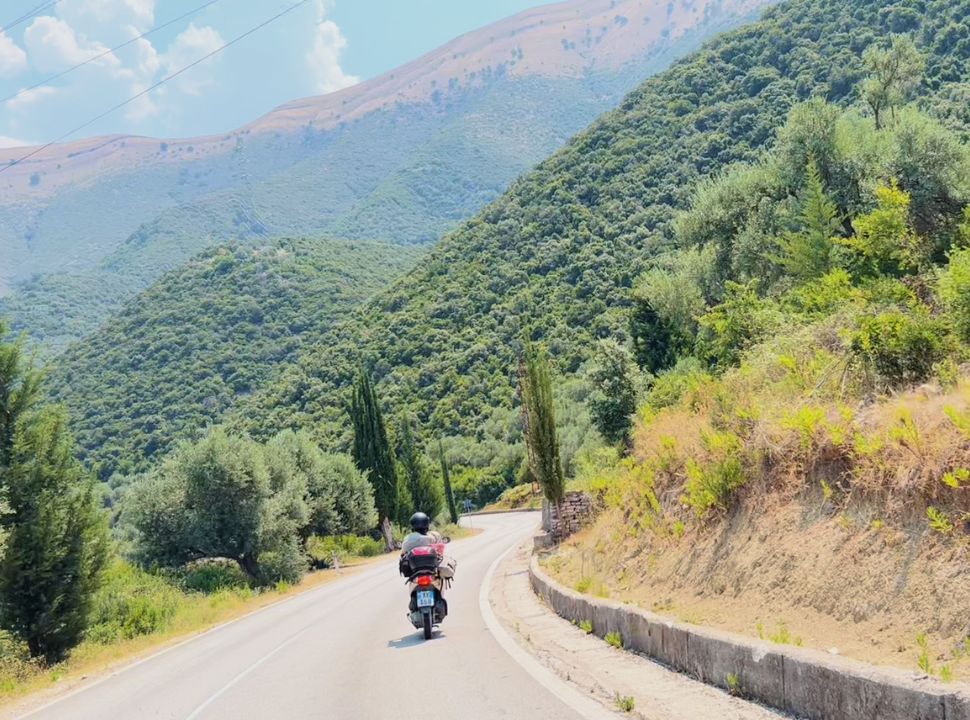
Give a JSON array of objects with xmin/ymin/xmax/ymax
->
[{"xmin": 401, "ymin": 512, "xmax": 456, "ymax": 580}]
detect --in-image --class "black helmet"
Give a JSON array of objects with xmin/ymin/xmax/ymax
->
[{"xmin": 409, "ymin": 512, "xmax": 430, "ymax": 534}]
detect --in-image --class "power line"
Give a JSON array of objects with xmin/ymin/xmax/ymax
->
[
  {"xmin": 0, "ymin": 1, "xmax": 57, "ymax": 34},
  {"xmin": 0, "ymin": 0, "xmax": 311, "ymax": 174},
  {"xmin": 1, "ymin": 0, "xmax": 223, "ymax": 106}
]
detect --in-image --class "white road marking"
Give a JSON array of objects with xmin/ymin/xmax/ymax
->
[
  {"xmin": 15, "ymin": 560, "xmax": 394, "ymax": 720},
  {"xmin": 479, "ymin": 537, "xmax": 620, "ymax": 720}
]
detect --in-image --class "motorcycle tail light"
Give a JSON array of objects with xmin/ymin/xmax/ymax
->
[{"xmin": 416, "ymin": 575, "xmax": 434, "ymax": 587}]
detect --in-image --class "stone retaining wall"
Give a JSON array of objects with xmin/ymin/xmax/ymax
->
[
  {"xmin": 541, "ymin": 492, "xmax": 594, "ymax": 541},
  {"xmin": 529, "ymin": 556, "xmax": 970, "ymax": 720}
]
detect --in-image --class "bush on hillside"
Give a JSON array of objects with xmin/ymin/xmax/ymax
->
[
  {"xmin": 851, "ymin": 311, "xmax": 950, "ymax": 388},
  {"xmin": 940, "ymin": 246, "xmax": 970, "ymax": 343}
]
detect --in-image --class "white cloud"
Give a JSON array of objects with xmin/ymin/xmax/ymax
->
[
  {"xmin": 0, "ymin": 135, "xmax": 33, "ymax": 148},
  {"xmin": 55, "ymin": 0, "xmax": 154, "ymax": 35},
  {"xmin": 307, "ymin": 1, "xmax": 358, "ymax": 94},
  {"xmin": 161, "ymin": 23, "xmax": 224, "ymax": 96},
  {"xmin": 23, "ymin": 16, "xmax": 119, "ymax": 72},
  {"xmin": 6, "ymin": 85, "xmax": 57, "ymax": 112},
  {"xmin": 0, "ymin": 32, "xmax": 28, "ymax": 77}
]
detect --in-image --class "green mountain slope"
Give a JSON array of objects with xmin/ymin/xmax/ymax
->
[
  {"xmin": 0, "ymin": 0, "xmax": 770, "ymax": 354},
  {"xmin": 46, "ymin": 239, "xmax": 424, "ymax": 477},
  {"xmin": 228, "ymin": 0, "xmax": 970, "ymax": 450}
]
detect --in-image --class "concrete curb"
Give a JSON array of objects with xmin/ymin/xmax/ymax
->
[{"xmin": 529, "ymin": 556, "xmax": 970, "ymax": 720}]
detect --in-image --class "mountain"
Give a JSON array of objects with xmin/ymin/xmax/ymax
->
[
  {"xmin": 226, "ymin": 0, "xmax": 969, "ymax": 444},
  {"xmin": 48, "ymin": 0, "xmax": 970, "ymax": 480},
  {"xmin": 45, "ymin": 238, "xmax": 424, "ymax": 478},
  {"xmin": 0, "ymin": 0, "xmax": 772, "ymax": 352}
]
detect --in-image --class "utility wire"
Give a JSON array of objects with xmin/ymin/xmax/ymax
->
[
  {"xmin": 1, "ymin": 0, "xmax": 223, "ymax": 105},
  {"xmin": 0, "ymin": 1, "xmax": 57, "ymax": 34},
  {"xmin": 0, "ymin": 0, "xmax": 311, "ymax": 174}
]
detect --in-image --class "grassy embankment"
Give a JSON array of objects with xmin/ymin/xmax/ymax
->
[{"xmin": 549, "ymin": 360, "xmax": 970, "ymax": 680}]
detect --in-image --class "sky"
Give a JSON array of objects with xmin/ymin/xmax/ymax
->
[{"xmin": 0, "ymin": 0, "xmax": 544, "ymax": 148}]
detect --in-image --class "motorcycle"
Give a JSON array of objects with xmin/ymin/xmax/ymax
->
[{"xmin": 401, "ymin": 538, "xmax": 452, "ymax": 640}]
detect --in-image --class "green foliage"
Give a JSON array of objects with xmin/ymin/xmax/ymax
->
[
  {"xmin": 306, "ymin": 535, "xmax": 384, "ymax": 567},
  {"xmin": 939, "ymin": 247, "xmax": 970, "ymax": 342},
  {"xmin": 4, "ymin": 62, "xmax": 678, "ymax": 352},
  {"xmin": 85, "ymin": 562, "xmax": 182, "ymax": 644},
  {"xmin": 0, "ymin": 321, "xmax": 41, "ymax": 467},
  {"xmin": 775, "ymin": 159, "xmax": 841, "ymax": 283},
  {"xmin": 520, "ymin": 344, "xmax": 565, "ymax": 504},
  {"xmin": 178, "ymin": 560, "xmax": 250, "ymax": 594},
  {"xmin": 228, "ymin": 0, "xmax": 970, "ymax": 456},
  {"xmin": 0, "ymin": 407, "xmax": 109, "ymax": 661},
  {"xmin": 926, "ymin": 506, "xmax": 954, "ymax": 533},
  {"xmin": 605, "ymin": 631, "xmax": 624, "ymax": 649},
  {"xmin": 839, "ymin": 184, "xmax": 926, "ymax": 275},
  {"xmin": 44, "ymin": 239, "xmax": 422, "ymax": 479},
  {"xmin": 579, "ymin": 619, "xmax": 593, "ymax": 634},
  {"xmin": 350, "ymin": 370, "xmax": 399, "ymax": 534},
  {"xmin": 850, "ymin": 311, "xmax": 949, "ymax": 388},
  {"xmin": 632, "ymin": 246, "xmax": 719, "ymax": 365},
  {"xmin": 647, "ymin": 358, "xmax": 712, "ymax": 410},
  {"xmin": 125, "ymin": 428, "xmax": 370, "ymax": 585},
  {"xmin": 438, "ymin": 439, "xmax": 459, "ymax": 524},
  {"xmin": 683, "ymin": 431, "xmax": 746, "ymax": 515},
  {"xmin": 586, "ymin": 339, "xmax": 639, "ymax": 445},
  {"xmin": 696, "ymin": 282, "xmax": 780, "ymax": 368},
  {"xmin": 861, "ymin": 35, "xmax": 925, "ymax": 129},
  {"xmin": 266, "ymin": 430, "xmax": 376, "ymax": 539},
  {"xmin": 395, "ymin": 414, "xmax": 443, "ymax": 521},
  {"xmin": 615, "ymin": 694, "xmax": 635, "ymax": 712}
]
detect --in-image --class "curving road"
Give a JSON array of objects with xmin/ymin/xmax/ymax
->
[{"xmin": 19, "ymin": 512, "xmax": 603, "ymax": 720}]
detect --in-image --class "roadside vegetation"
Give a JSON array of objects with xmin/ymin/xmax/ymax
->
[{"xmin": 551, "ymin": 55, "xmax": 970, "ymax": 677}]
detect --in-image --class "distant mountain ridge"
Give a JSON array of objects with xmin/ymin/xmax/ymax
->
[
  {"xmin": 0, "ymin": 0, "xmax": 761, "ymax": 198},
  {"xmin": 0, "ymin": 0, "xmax": 773, "ymax": 351}
]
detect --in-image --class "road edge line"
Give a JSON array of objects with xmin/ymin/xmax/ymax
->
[{"xmin": 479, "ymin": 538, "xmax": 619, "ymax": 720}]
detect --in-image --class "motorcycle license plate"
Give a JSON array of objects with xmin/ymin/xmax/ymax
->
[{"xmin": 416, "ymin": 590, "xmax": 435, "ymax": 608}]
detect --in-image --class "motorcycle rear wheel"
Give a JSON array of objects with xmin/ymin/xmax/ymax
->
[{"xmin": 422, "ymin": 611, "xmax": 433, "ymax": 640}]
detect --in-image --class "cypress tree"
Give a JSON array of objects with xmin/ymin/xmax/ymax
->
[
  {"xmin": 350, "ymin": 370, "xmax": 398, "ymax": 549},
  {"xmin": 519, "ymin": 343, "xmax": 565, "ymax": 504},
  {"xmin": 0, "ymin": 408, "xmax": 108, "ymax": 662},
  {"xmin": 397, "ymin": 414, "xmax": 442, "ymax": 521},
  {"xmin": 0, "ymin": 322, "xmax": 41, "ymax": 469},
  {"xmin": 437, "ymin": 439, "xmax": 459, "ymax": 524}
]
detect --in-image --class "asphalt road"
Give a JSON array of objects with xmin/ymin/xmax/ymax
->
[{"xmin": 21, "ymin": 512, "xmax": 595, "ymax": 720}]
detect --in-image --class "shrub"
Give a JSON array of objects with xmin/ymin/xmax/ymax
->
[
  {"xmin": 307, "ymin": 535, "xmax": 384, "ymax": 567},
  {"xmin": 85, "ymin": 563, "xmax": 181, "ymax": 644},
  {"xmin": 850, "ymin": 311, "xmax": 949, "ymax": 388},
  {"xmin": 696, "ymin": 282, "xmax": 781, "ymax": 369},
  {"xmin": 0, "ymin": 631, "xmax": 40, "ymax": 688},
  {"xmin": 682, "ymin": 431, "xmax": 746, "ymax": 515},
  {"xmin": 939, "ymin": 247, "xmax": 970, "ymax": 343},
  {"xmin": 180, "ymin": 559, "xmax": 250, "ymax": 594},
  {"xmin": 647, "ymin": 357, "xmax": 712, "ymax": 410},
  {"xmin": 784, "ymin": 269, "xmax": 860, "ymax": 317},
  {"xmin": 605, "ymin": 631, "xmax": 624, "ymax": 648}
]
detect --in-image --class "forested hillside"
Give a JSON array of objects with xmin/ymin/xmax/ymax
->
[
  {"xmin": 46, "ymin": 239, "xmax": 423, "ymax": 478},
  {"xmin": 0, "ymin": 0, "xmax": 768, "ymax": 353},
  {"xmin": 230, "ymin": 0, "xmax": 970, "ymax": 458}
]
